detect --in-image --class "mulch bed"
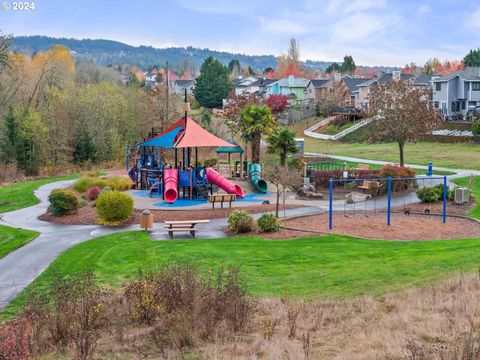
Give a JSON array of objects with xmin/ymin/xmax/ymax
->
[
  {"xmin": 281, "ymin": 211, "xmax": 480, "ymax": 241},
  {"xmin": 38, "ymin": 203, "xmax": 303, "ymax": 226}
]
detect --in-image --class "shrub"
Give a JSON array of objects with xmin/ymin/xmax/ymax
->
[
  {"xmin": 472, "ymin": 119, "xmax": 480, "ymax": 136},
  {"xmin": 416, "ymin": 186, "xmax": 443, "ymax": 203},
  {"xmin": 82, "ymin": 169, "xmax": 105, "ymax": 178},
  {"xmin": 106, "ymin": 176, "xmax": 132, "ymax": 191},
  {"xmin": 72, "ymin": 176, "xmax": 94, "ymax": 193},
  {"xmin": 379, "ymin": 164, "xmax": 416, "ymax": 192},
  {"xmin": 204, "ymin": 158, "xmax": 217, "ymax": 168},
  {"xmin": 48, "ymin": 189, "xmax": 79, "ymax": 216},
  {"xmin": 85, "ymin": 186, "xmax": 103, "ymax": 201},
  {"xmin": 96, "ymin": 191, "xmax": 133, "ymax": 225},
  {"xmin": 228, "ymin": 210, "xmax": 255, "ymax": 234},
  {"xmin": 287, "ymin": 157, "xmax": 304, "ymax": 171},
  {"xmin": 257, "ymin": 213, "xmax": 280, "ymax": 233},
  {"xmin": 91, "ymin": 178, "xmax": 108, "ymax": 188}
]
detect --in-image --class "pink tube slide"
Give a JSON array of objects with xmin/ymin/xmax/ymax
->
[
  {"xmin": 164, "ymin": 169, "xmax": 178, "ymax": 203},
  {"xmin": 206, "ymin": 167, "xmax": 244, "ymax": 198}
]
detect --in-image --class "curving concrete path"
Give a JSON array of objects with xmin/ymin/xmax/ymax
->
[
  {"xmin": 0, "ymin": 180, "xmax": 322, "ymax": 308},
  {"xmin": 0, "ymin": 159, "xmax": 477, "ymax": 308}
]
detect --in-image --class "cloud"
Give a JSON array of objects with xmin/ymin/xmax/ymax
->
[
  {"xmin": 465, "ymin": 9, "xmax": 480, "ymax": 29},
  {"xmin": 175, "ymin": 0, "xmax": 257, "ymax": 15},
  {"xmin": 417, "ymin": 4, "xmax": 431, "ymax": 15},
  {"xmin": 324, "ymin": 0, "xmax": 386, "ymax": 14}
]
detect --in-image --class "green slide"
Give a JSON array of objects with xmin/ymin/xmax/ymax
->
[{"xmin": 249, "ymin": 163, "xmax": 268, "ymax": 193}]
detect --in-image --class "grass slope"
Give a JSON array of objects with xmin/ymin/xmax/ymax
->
[
  {"xmin": 453, "ymin": 176, "xmax": 480, "ymax": 219},
  {"xmin": 0, "ymin": 174, "xmax": 77, "ymax": 213},
  {"xmin": 305, "ymin": 137, "xmax": 480, "ymax": 170},
  {"xmin": 0, "ymin": 225, "xmax": 39, "ymax": 260},
  {"xmin": 4, "ymin": 231, "xmax": 480, "ymax": 318}
]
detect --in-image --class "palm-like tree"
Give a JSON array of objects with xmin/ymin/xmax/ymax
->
[{"xmin": 267, "ymin": 127, "xmax": 298, "ymax": 166}]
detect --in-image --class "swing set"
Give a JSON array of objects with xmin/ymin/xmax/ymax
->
[{"xmin": 328, "ymin": 176, "xmax": 448, "ymax": 230}]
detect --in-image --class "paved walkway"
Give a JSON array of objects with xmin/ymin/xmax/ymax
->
[
  {"xmin": 1, "ymin": 157, "xmax": 478, "ymax": 308},
  {"xmin": 0, "ymin": 180, "xmax": 322, "ymax": 308}
]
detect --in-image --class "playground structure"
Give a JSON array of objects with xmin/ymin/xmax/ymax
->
[{"xmin": 126, "ymin": 90, "xmax": 267, "ymax": 205}]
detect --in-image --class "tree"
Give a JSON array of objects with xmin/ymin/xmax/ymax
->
[
  {"xmin": 340, "ymin": 55, "xmax": 356, "ymax": 75},
  {"xmin": 266, "ymin": 127, "xmax": 298, "ymax": 166},
  {"xmin": 263, "ymin": 164, "xmax": 302, "ymax": 217},
  {"xmin": 0, "ymin": 31, "xmax": 12, "ymax": 68},
  {"xmin": 274, "ymin": 38, "xmax": 310, "ymax": 78},
  {"xmin": 265, "ymin": 94, "xmax": 288, "ymax": 113},
  {"xmin": 326, "ymin": 62, "xmax": 341, "ymax": 74},
  {"xmin": 464, "ymin": 49, "xmax": 480, "ymax": 67},
  {"xmin": 368, "ymin": 81, "xmax": 443, "ymax": 166},
  {"xmin": 194, "ymin": 56, "xmax": 232, "ymax": 108},
  {"xmin": 1, "ymin": 106, "xmax": 20, "ymax": 164},
  {"xmin": 237, "ymin": 105, "xmax": 276, "ymax": 163},
  {"xmin": 228, "ymin": 59, "xmax": 241, "ymax": 73}
]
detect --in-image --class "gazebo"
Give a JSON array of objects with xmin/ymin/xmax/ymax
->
[{"xmin": 216, "ymin": 138, "xmax": 244, "ymax": 178}]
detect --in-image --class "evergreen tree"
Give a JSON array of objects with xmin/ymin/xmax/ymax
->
[
  {"xmin": 341, "ymin": 55, "xmax": 356, "ymax": 75},
  {"xmin": 73, "ymin": 130, "xmax": 97, "ymax": 163},
  {"xmin": 326, "ymin": 62, "xmax": 341, "ymax": 73},
  {"xmin": 194, "ymin": 56, "xmax": 232, "ymax": 108},
  {"xmin": 463, "ymin": 49, "xmax": 480, "ymax": 67},
  {"xmin": 1, "ymin": 106, "xmax": 20, "ymax": 164}
]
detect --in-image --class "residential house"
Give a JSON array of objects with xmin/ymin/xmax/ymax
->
[
  {"xmin": 171, "ymin": 79, "xmax": 195, "ymax": 95},
  {"xmin": 311, "ymin": 76, "xmax": 367, "ymax": 109},
  {"xmin": 250, "ymin": 78, "xmax": 278, "ymax": 97},
  {"xmin": 234, "ymin": 76, "xmax": 259, "ymax": 95},
  {"xmin": 355, "ymin": 71, "xmax": 416, "ymax": 109},
  {"xmin": 431, "ymin": 67, "xmax": 480, "ymax": 117},
  {"xmin": 265, "ymin": 76, "xmax": 314, "ymax": 105}
]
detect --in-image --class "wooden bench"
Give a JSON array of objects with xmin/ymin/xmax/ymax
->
[
  {"xmin": 356, "ymin": 164, "xmax": 370, "ymax": 170},
  {"xmin": 358, "ymin": 181, "xmax": 383, "ymax": 195},
  {"xmin": 164, "ymin": 220, "xmax": 210, "ymax": 239},
  {"xmin": 208, "ymin": 194, "xmax": 236, "ymax": 209}
]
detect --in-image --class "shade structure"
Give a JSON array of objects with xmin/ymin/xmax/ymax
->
[
  {"xmin": 174, "ymin": 117, "xmax": 236, "ymax": 148},
  {"xmin": 136, "ymin": 116, "xmax": 236, "ymax": 149},
  {"xmin": 136, "ymin": 125, "xmax": 182, "ymax": 148},
  {"xmin": 216, "ymin": 137, "xmax": 244, "ymax": 154}
]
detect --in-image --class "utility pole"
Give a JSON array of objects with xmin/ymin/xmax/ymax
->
[{"xmin": 165, "ymin": 61, "xmax": 169, "ymax": 124}]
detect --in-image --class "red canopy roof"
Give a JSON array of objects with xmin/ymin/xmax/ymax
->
[{"xmin": 174, "ymin": 116, "xmax": 235, "ymax": 148}]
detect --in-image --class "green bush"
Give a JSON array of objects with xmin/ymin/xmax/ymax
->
[
  {"xmin": 91, "ymin": 178, "xmax": 108, "ymax": 188},
  {"xmin": 72, "ymin": 176, "xmax": 94, "ymax": 193},
  {"xmin": 96, "ymin": 191, "xmax": 133, "ymax": 225},
  {"xmin": 204, "ymin": 158, "xmax": 217, "ymax": 168},
  {"xmin": 48, "ymin": 189, "xmax": 79, "ymax": 216},
  {"xmin": 257, "ymin": 213, "xmax": 280, "ymax": 233},
  {"xmin": 228, "ymin": 210, "xmax": 255, "ymax": 234},
  {"xmin": 106, "ymin": 176, "xmax": 132, "ymax": 191},
  {"xmin": 286, "ymin": 157, "xmax": 304, "ymax": 171},
  {"xmin": 416, "ymin": 186, "xmax": 443, "ymax": 203},
  {"xmin": 472, "ymin": 120, "xmax": 480, "ymax": 136}
]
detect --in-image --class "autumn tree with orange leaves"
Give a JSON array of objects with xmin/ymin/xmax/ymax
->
[{"xmin": 273, "ymin": 38, "xmax": 311, "ymax": 79}]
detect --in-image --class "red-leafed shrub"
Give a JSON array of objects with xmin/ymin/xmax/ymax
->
[
  {"xmin": 379, "ymin": 164, "xmax": 416, "ymax": 191},
  {"xmin": 265, "ymin": 94, "xmax": 288, "ymax": 113},
  {"xmin": 0, "ymin": 317, "xmax": 32, "ymax": 360},
  {"xmin": 311, "ymin": 169, "xmax": 381, "ymax": 188},
  {"xmin": 85, "ymin": 186, "xmax": 103, "ymax": 201}
]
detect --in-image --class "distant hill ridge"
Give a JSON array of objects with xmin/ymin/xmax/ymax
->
[{"xmin": 12, "ymin": 35, "xmax": 400, "ymax": 73}]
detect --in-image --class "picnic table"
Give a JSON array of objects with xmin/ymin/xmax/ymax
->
[{"xmin": 164, "ymin": 219, "xmax": 210, "ymax": 239}]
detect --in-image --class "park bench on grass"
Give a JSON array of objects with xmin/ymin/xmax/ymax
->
[
  {"xmin": 164, "ymin": 220, "xmax": 210, "ymax": 239},
  {"xmin": 358, "ymin": 180, "xmax": 383, "ymax": 195},
  {"xmin": 208, "ymin": 194, "xmax": 236, "ymax": 209},
  {"xmin": 356, "ymin": 164, "xmax": 370, "ymax": 170}
]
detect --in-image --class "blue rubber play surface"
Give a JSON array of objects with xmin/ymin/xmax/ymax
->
[{"xmin": 132, "ymin": 190, "xmax": 270, "ymax": 208}]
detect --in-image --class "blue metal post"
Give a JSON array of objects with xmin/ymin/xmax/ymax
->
[
  {"xmin": 329, "ymin": 178, "xmax": 333, "ymax": 230},
  {"xmin": 443, "ymin": 175, "xmax": 447, "ymax": 223},
  {"xmin": 387, "ymin": 177, "xmax": 391, "ymax": 226},
  {"xmin": 427, "ymin": 162, "xmax": 433, "ymax": 176}
]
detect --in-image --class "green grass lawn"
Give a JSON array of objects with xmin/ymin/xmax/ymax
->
[
  {"xmin": 305, "ymin": 137, "xmax": 480, "ymax": 170},
  {"xmin": 0, "ymin": 174, "xmax": 78, "ymax": 213},
  {"xmin": 319, "ymin": 119, "xmax": 363, "ymax": 135},
  {"xmin": 4, "ymin": 231, "xmax": 480, "ymax": 318},
  {"xmin": 453, "ymin": 176, "xmax": 480, "ymax": 219},
  {"xmin": 0, "ymin": 225, "xmax": 39, "ymax": 260}
]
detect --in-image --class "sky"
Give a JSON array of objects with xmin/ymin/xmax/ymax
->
[{"xmin": 1, "ymin": 0, "xmax": 480, "ymax": 66}]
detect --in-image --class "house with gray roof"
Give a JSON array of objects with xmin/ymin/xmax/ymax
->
[
  {"xmin": 431, "ymin": 67, "xmax": 480, "ymax": 117},
  {"xmin": 265, "ymin": 76, "xmax": 314, "ymax": 105},
  {"xmin": 355, "ymin": 71, "xmax": 429, "ymax": 109},
  {"xmin": 172, "ymin": 79, "xmax": 195, "ymax": 95}
]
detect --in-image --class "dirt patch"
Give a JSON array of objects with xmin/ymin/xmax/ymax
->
[
  {"xmin": 281, "ymin": 211, "xmax": 480, "ymax": 240},
  {"xmin": 38, "ymin": 203, "xmax": 303, "ymax": 226}
]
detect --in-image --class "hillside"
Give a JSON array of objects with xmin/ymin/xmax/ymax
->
[{"xmin": 12, "ymin": 36, "xmax": 400, "ymax": 73}]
